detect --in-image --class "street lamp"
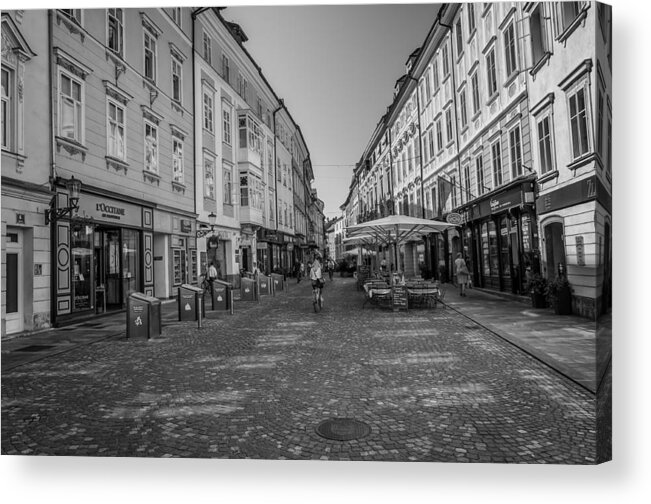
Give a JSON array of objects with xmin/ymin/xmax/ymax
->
[
  {"xmin": 196, "ymin": 211, "xmax": 217, "ymax": 238},
  {"xmin": 45, "ymin": 176, "xmax": 82, "ymax": 224}
]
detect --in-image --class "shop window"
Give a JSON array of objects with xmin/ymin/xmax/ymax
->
[
  {"xmin": 500, "ymin": 217, "xmax": 511, "ymax": 278},
  {"xmin": 71, "ymin": 225, "xmax": 93, "ymax": 312}
]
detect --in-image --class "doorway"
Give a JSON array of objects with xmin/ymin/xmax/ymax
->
[
  {"xmin": 4, "ymin": 229, "xmax": 23, "ymax": 334},
  {"xmin": 544, "ymin": 221, "xmax": 566, "ymax": 280}
]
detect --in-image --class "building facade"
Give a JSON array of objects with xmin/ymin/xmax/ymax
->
[
  {"xmin": 341, "ymin": 2, "xmax": 612, "ymax": 319},
  {"xmin": 2, "ymin": 6, "xmax": 324, "ymax": 335}
]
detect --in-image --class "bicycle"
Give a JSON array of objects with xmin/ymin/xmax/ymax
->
[{"xmin": 312, "ymin": 278, "xmax": 324, "ymax": 312}]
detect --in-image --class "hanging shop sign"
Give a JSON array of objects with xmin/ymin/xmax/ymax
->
[
  {"xmin": 180, "ymin": 219, "xmax": 192, "ymax": 233},
  {"xmin": 446, "ymin": 213, "xmax": 463, "ymax": 225}
]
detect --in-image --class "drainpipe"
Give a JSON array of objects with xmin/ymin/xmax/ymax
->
[{"xmin": 272, "ymin": 99, "xmax": 284, "ymax": 266}]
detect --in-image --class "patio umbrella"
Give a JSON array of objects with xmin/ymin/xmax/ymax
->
[{"xmin": 345, "ymin": 215, "xmax": 454, "ymax": 283}]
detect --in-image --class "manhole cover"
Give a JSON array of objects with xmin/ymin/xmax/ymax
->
[
  {"xmin": 15, "ymin": 345, "xmax": 55, "ymax": 353},
  {"xmin": 315, "ymin": 418, "xmax": 371, "ymax": 441}
]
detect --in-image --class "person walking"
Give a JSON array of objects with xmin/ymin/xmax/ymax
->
[
  {"xmin": 455, "ymin": 252, "xmax": 470, "ymax": 297},
  {"xmin": 327, "ymin": 258, "xmax": 335, "ymax": 281},
  {"xmin": 207, "ymin": 261, "xmax": 218, "ymax": 297},
  {"xmin": 310, "ymin": 253, "xmax": 324, "ymax": 311}
]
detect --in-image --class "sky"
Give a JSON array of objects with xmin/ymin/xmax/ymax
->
[{"xmin": 223, "ymin": 3, "xmax": 442, "ymax": 220}]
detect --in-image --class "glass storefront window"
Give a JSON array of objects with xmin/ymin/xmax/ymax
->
[
  {"xmin": 488, "ymin": 220, "xmax": 499, "ymax": 276},
  {"xmin": 500, "ymin": 217, "xmax": 510, "ymax": 277},
  {"xmin": 71, "ymin": 225, "xmax": 93, "ymax": 312},
  {"xmin": 481, "ymin": 222, "xmax": 490, "ymax": 275}
]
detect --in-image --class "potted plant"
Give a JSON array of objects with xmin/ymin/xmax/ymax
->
[
  {"xmin": 546, "ymin": 276, "xmax": 573, "ymax": 315},
  {"xmin": 526, "ymin": 274, "xmax": 548, "ymax": 308}
]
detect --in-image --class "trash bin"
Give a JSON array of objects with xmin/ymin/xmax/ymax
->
[
  {"xmin": 127, "ymin": 292, "xmax": 161, "ymax": 340},
  {"xmin": 178, "ymin": 284, "xmax": 204, "ymax": 321},
  {"xmin": 240, "ymin": 277, "xmax": 258, "ymax": 302},
  {"xmin": 271, "ymin": 273, "xmax": 285, "ymax": 295},
  {"xmin": 211, "ymin": 279, "xmax": 231, "ymax": 311},
  {"xmin": 258, "ymin": 274, "xmax": 272, "ymax": 296}
]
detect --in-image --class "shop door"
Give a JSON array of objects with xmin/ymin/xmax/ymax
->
[
  {"xmin": 104, "ymin": 229, "xmax": 122, "ymax": 309},
  {"xmin": 602, "ymin": 222, "xmax": 612, "ymax": 314},
  {"xmin": 172, "ymin": 248, "xmax": 187, "ymax": 286},
  {"xmin": 5, "ymin": 230, "xmax": 23, "ymax": 334}
]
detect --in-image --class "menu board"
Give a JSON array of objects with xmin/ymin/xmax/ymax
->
[{"xmin": 392, "ymin": 285, "xmax": 408, "ymax": 310}]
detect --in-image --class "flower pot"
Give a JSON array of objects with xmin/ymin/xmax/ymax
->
[{"xmin": 531, "ymin": 292, "xmax": 547, "ymax": 308}]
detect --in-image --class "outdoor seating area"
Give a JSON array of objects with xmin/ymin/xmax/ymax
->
[{"xmin": 362, "ymin": 277, "xmax": 445, "ymax": 310}]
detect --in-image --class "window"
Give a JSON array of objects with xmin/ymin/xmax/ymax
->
[
  {"xmin": 59, "ymin": 71, "xmax": 83, "ymax": 142},
  {"xmin": 223, "ymin": 162, "xmax": 232, "ymax": 205},
  {"xmin": 530, "ymin": 4, "xmax": 548, "ymax": 66},
  {"xmin": 107, "ymin": 8, "xmax": 124, "ymax": 56},
  {"xmin": 463, "ymin": 163, "xmax": 472, "ymax": 202},
  {"xmin": 476, "ymin": 155, "xmax": 485, "ymax": 196},
  {"xmin": 60, "ymin": 9, "xmax": 82, "ymax": 24},
  {"xmin": 238, "ymin": 74, "xmax": 247, "ymax": 99},
  {"xmin": 222, "ymin": 102, "xmax": 232, "ymax": 145},
  {"xmin": 597, "ymin": 89, "xmax": 604, "ymax": 157},
  {"xmin": 277, "ymin": 157, "xmax": 282, "ymax": 182},
  {"xmin": 445, "ymin": 108, "xmax": 453, "ymax": 143},
  {"xmin": 203, "ymin": 33, "xmax": 212, "ymax": 65},
  {"xmin": 456, "ymin": 18, "xmax": 463, "ymax": 58},
  {"xmin": 557, "ymin": 2, "xmax": 582, "ymax": 35},
  {"xmin": 436, "ymin": 118, "xmax": 443, "ymax": 151},
  {"xmin": 222, "ymin": 55, "xmax": 230, "ymax": 83},
  {"xmin": 173, "ymin": 139, "xmax": 184, "ymax": 184},
  {"xmin": 451, "ymin": 175, "xmax": 458, "ymax": 208},
  {"xmin": 486, "ymin": 48, "xmax": 497, "ymax": 97},
  {"xmin": 144, "ymin": 29, "xmax": 157, "ymax": 82},
  {"xmin": 144, "ymin": 121, "xmax": 158, "ymax": 173},
  {"xmin": 606, "ymin": 116, "xmax": 612, "ymax": 177},
  {"xmin": 459, "ymin": 89, "xmax": 468, "ymax": 129},
  {"xmin": 203, "ymin": 91, "xmax": 213, "ymax": 132},
  {"xmin": 171, "ymin": 8, "xmax": 181, "ymax": 26},
  {"xmin": 491, "ymin": 141, "xmax": 503, "ymax": 187},
  {"xmin": 425, "ymin": 71, "xmax": 432, "ymax": 101},
  {"xmin": 427, "ymin": 129, "xmax": 435, "ymax": 160},
  {"xmin": 171, "ymin": 57, "xmax": 182, "ymax": 103},
  {"xmin": 471, "ymin": 70, "xmax": 480, "ymax": 114},
  {"xmin": 468, "ymin": 3, "xmax": 476, "ymax": 34},
  {"xmin": 503, "ymin": 21, "xmax": 517, "ymax": 78},
  {"xmin": 204, "ymin": 156, "xmax": 215, "ymax": 199},
  {"xmin": 509, "ymin": 125, "xmax": 523, "ymax": 178},
  {"xmin": 1, "ymin": 67, "xmax": 13, "ymax": 150},
  {"xmin": 442, "ymin": 43, "xmax": 450, "ymax": 77},
  {"xmin": 537, "ymin": 115, "xmax": 555, "ymax": 175},
  {"xmin": 433, "ymin": 60, "xmax": 440, "ymax": 92},
  {"xmin": 568, "ymin": 85, "xmax": 590, "ymax": 159},
  {"xmin": 107, "ymin": 99, "xmax": 125, "ymax": 160},
  {"xmin": 408, "ymin": 144, "xmax": 414, "ymax": 172}
]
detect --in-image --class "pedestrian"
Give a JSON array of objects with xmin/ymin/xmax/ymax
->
[
  {"xmin": 310, "ymin": 253, "xmax": 324, "ymax": 310},
  {"xmin": 327, "ymin": 258, "xmax": 335, "ymax": 281},
  {"xmin": 207, "ymin": 261, "xmax": 218, "ymax": 295},
  {"xmin": 298, "ymin": 261, "xmax": 305, "ymax": 283},
  {"xmin": 455, "ymin": 252, "xmax": 470, "ymax": 297}
]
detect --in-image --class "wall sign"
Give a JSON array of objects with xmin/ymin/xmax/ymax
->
[
  {"xmin": 76, "ymin": 195, "xmax": 143, "ymax": 227},
  {"xmin": 16, "ymin": 213, "xmax": 25, "ymax": 224},
  {"xmin": 575, "ymin": 236, "xmax": 585, "ymax": 266},
  {"xmin": 536, "ymin": 175, "xmax": 611, "ymax": 215}
]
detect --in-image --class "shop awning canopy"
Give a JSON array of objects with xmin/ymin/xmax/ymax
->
[{"xmin": 345, "ymin": 215, "xmax": 453, "ymax": 245}]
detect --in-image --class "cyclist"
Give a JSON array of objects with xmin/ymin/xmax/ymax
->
[{"xmin": 310, "ymin": 253, "xmax": 324, "ymax": 312}]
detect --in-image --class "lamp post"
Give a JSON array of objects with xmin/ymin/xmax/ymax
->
[
  {"xmin": 45, "ymin": 176, "xmax": 82, "ymax": 224},
  {"xmin": 196, "ymin": 211, "xmax": 217, "ymax": 238}
]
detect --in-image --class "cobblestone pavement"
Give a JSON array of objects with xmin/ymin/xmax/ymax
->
[{"xmin": 1, "ymin": 277, "xmax": 597, "ymax": 463}]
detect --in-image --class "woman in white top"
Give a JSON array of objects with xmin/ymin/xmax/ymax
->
[
  {"xmin": 455, "ymin": 252, "xmax": 470, "ymax": 297},
  {"xmin": 310, "ymin": 254, "xmax": 324, "ymax": 311}
]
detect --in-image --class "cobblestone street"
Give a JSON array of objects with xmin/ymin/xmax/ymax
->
[{"xmin": 1, "ymin": 277, "xmax": 596, "ymax": 463}]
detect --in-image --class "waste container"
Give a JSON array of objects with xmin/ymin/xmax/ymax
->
[
  {"xmin": 271, "ymin": 273, "xmax": 285, "ymax": 295},
  {"xmin": 178, "ymin": 284, "xmax": 204, "ymax": 321},
  {"xmin": 258, "ymin": 274, "xmax": 272, "ymax": 296},
  {"xmin": 211, "ymin": 279, "xmax": 231, "ymax": 311},
  {"xmin": 240, "ymin": 277, "xmax": 258, "ymax": 302},
  {"xmin": 127, "ymin": 292, "xmax": 161, "ymax": 340}
]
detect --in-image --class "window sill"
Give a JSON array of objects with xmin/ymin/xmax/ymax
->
[
  {"xmin": 172, "ymin": 180, "xmax": 186, "ymax": 193},
  {"xmin": 143, "ymin": 169, "xmax": 161, "ymax": 185},
  {"xmin": 567, "ymin": 152, "xmax": 597, "ymax": 171},
  {"xmin": 56, "ymin": 136, "xmax": 88, "ymax": 161},
  {"xmin": 529, "ymin": 52, "xmax": 552, "ymax": 77},
  {"xmin": 486, "ymin": 92, "xmax": 499, "ymax": 107},
  {"xmin": 466, "ymin": 29, "xmax": 477, "ymax": 45},
  {"xmin": 537, "ymin": 170, "xmax": 559, "ymax": 185},
  {"xmin": 503, "ymin": 72, "xmax": 518, "ymax": 89},
  {"xmin": 105, "ymin": 155, "xmax": 129, "ymax": 174},
  {"xmin": 171, "ymin": 99, "xmax": 184, "ymax": 116},
  {"xmin": 105, "ymin": 49, "xmax": 126, "ymax": 75}
]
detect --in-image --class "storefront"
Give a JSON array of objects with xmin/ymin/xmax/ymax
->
[
  {"xmin": 53, "ymin": 191, "xmax": 155, "ymax": 325},
  {"xmin": 457, "ymin": 176, "xmax": 538, "ymax": 295}
]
